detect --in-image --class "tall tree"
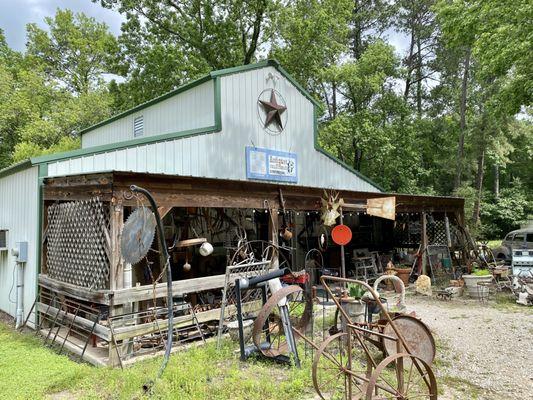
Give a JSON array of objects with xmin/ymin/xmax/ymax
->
[
  {"xmin": 26, "ymin": 9, "xmax": 118, "ymax": 95},
  {"xmin": 97, "ymin": 0, "xmax": 277, "ymax": 70}
]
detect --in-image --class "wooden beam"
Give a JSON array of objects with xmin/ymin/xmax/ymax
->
[
  {"xmin": 112, "ymin": 274, "xmax": 228, "ymax": 305},
  {"xmin": 39, "ymin": 274, "xmax": 111, "ymax": 304},
  {"xmin": 112, "ymin": 301, "xmax": 260, "ymax": 341},
  {"xmin": 36, "ymin": 302, "xmax": 109, "ymax": 340}
]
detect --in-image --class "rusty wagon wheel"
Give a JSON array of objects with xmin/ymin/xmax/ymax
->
[
  {"xmin": 365, "ymin": 353, "xmax": 437, "ymax": 399},
  {"xmin": 381, "ymin": 315, "xmax": 436, "ymax": 366},
  {"xmin": 312, "ymin": 332, "xmax": 373, "ymax": 400},
  {"xmin": 252, "ymin": 285, "xmax": 311, "ymax": 359}
]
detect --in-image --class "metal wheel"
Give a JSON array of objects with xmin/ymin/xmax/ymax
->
[
  {"xmin": 252, "ymin": 285, "xmax": 311, "ymax": 358},
  {"xmin": 382, "ymin": 315, "xmax": 436, "ymax": 366},
  {"xmin": 312, "ymin": 332, "xmax": 371, "ymax": 400},
  {"xmin": 366, "ymin": 353, "xmax": 437, "ymax": 399}
]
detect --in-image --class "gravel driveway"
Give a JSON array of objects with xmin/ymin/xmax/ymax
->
[{"xmin": 409, "ymin": 295, "xmax": 533, "ymax": 400}]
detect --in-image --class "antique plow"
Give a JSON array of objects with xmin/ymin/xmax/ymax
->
[{"xmin": 306, "ymin": 276, "xmax": 437, "ymax": 400}]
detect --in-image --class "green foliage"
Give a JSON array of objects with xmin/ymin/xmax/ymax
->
[
  {"xmin": 26, "ymin": 9, "xmax": 118, "ymax": 95},
  {"xmin": 348, "ymin": 283, "xmax": 366, "ymax": 299},
  {"xmin": 479, "ymin": 180, "xmax": 533, "ymax": 239},
  {"xmin": 471, "ymin": 269, "xmax": 491, "ymax": 277},
  {"xmin": 0, "ymin": 10, "xmax": 113, "ymax": 168}
]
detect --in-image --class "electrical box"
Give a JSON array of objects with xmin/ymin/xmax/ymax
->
[
  {"xmin": 0, "ymin": 230, "xmax": 7, "ymax": 251},
  {"xmin": 12, "ymin": 241, "xmax": 28, "ymax": 263}
]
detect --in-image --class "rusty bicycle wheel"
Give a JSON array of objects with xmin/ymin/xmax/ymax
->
[
  {"xmin": 312, "ymin": 332, "xmax": 372, "ymax": 400},
  {"xmin": 365, "ymin": 353, "xmax": 437, "ymax": 399},
  {"xmin": 252, "ymin": 285, "xmax": 311, "ymax": 359}
]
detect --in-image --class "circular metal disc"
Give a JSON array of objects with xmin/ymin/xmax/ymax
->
[
  {"xmin": 382, "ymin": 315, "xmax": 436, "ymax": 365},
  {"xmin": 121, "ymin": 207, "xmax": 156, "ymax": 265}
]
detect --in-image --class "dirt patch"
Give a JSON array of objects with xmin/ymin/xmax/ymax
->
[
  {"xmin": 409, "ymin": 295, "xmax": 533, "ymax": 400},
  {"xmin": 0, "ymin": 309, "xmax": 14, "ymax": 326}
]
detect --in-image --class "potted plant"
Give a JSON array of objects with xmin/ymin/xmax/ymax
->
[
  {"xmin": 340, "ymin": 284, "xmax": 366, "ymax": 324},
  {"xmin": 462, "ymin": 268, "xmax": 493, "ymax": 298},
  {"xmin": 394, "ymin": 265, "xmax": 411, "ymax": 286}
]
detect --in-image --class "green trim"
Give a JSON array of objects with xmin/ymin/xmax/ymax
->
[
  {"xmin": 0, "ymin": 159, "xmax": 33, "ymax": 178},
  {"xmin": 211, "ymin": 59, "xmax": 322, "ymax": 108},
  {"xmin": 32, "ymin": 125, "xmax": 218, "ymax": 164},
  {"xmin": 79, "ymin": 75, "xmax": 213, "ymax": 136},
  {"xmin": 34, "ymin": 163, "xmax": 47, "ymax": 328},
  {"xmin": 312, "ymin": 106, "xmax": 384, "ymax": 192},
  {"xmin": 213, "ymin": 77, "xmax": 222, "ymax": 130}
]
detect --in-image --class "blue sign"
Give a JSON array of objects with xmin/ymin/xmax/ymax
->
[{"xmin": 246, "ymin": 147, "xmax": 297, "ymax": 183}]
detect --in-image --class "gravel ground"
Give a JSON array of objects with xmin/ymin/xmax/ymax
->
[{"xmin": 408, "ymin": 295, "xmax": 533, "ymax": 400}]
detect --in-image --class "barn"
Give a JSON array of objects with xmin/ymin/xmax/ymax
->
[{"xmin": 0, "ymin": 60, "xmax": 464, "ymax": 366}]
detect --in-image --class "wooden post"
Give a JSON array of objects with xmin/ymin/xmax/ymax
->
[
  {"xmin": 268, "ymin": 207, "xmax": 279, "ymax": 270},
  {"xmin": 109, "ymin": 202, "xmax": 124, "ymax": 291},
  {"xmin": 108, "ymin": 201, "xmax": 124, "ymax": 367},
  {"xmin": 421, "ymin": 212, "xmax": 428, "ymax": 275},
  {"xmin": 339, "ymin": 207, "xmax": 346, "ymax": 289}
]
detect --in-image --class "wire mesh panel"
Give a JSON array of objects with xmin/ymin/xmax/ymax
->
[
  {"xmin": 216, "ymin": 260, "xmax": 271, "ymax": 346},
  {"xmin": 46, "ymin": 198, "xmax": 111, "ymax": 290}
]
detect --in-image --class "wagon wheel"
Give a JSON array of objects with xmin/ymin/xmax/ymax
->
[
  {"xmin": 366, "ymin": 353, "xmax": 437, "ymax": 399},
  {"xmin": 381, "ymin": 315, "xmax": 436, "ymax": 366},
  {"xmin": 252, "ymin": 285, "xmax": 311, "ymax": 358},
  {"xmin": 312, "ymin": 332, "xmax": 372, "ymax": 400}
]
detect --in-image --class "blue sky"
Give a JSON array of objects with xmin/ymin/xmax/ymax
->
[{"xmin": 0, "ymin": 0, "xmax": 123, "ymax": 51}]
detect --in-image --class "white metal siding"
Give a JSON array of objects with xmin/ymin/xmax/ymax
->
[
  {"xmin": 81, "ymin": 80, "xmax": 215, "ymax": 148},
  {"xmin": 47, "ymin": 66, "xmax": 379, "ymax": 192},
  {"xmin": 0, "ymin": 166, "xmax": 39, "ymax": 327}
]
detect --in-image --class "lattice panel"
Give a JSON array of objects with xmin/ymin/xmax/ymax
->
[
  {"xmin": 46, "ymin": 198, "xmax": 110, "ymax": 290},
  {"xmin": 393, "ymin": 215, "xmax": 421, "ymax": 247},
  {"xmin": 428, "ymin": 219, "xmax": 448, "ymax": 245}
]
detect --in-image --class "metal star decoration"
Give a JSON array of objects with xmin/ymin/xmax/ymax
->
[{"xmin": 259, "ymin": 89, "xmax": 287, "ymax": 130}]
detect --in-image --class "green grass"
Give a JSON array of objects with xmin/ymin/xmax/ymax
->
[{"xmin": 0, "ymin": 322, "xmax": 315, "ymax": 400}]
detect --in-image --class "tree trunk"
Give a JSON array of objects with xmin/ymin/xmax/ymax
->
[
  {"xmin": 416, "ymin": 35, "xmax": 423, "ymax": 116},
  {"xmin": 454, "ymin": 48, "xmax": 471, "ymax": 190},
  {"xmin": 404, "ymin": 24, "xmax": 415, "ymax": 101},
  {"xmin": 472, "ymin": 128, "xmax": 486, "ymax": 225},
  {"xmin": 493, "ymin": 164, "xmax": 500, "ymax": 198},
  {"xmin": 332, "ymin": 81, "xmax": 337, "ymax": 119}
]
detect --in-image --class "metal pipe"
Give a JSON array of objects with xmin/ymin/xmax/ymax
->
[
  {"xmin": 15, "ymin": 261, "xmax": 24, "ymax": 329},
  {"xmin": 129, "ymin": 185, "xmax": 173, "ymax": 380}
]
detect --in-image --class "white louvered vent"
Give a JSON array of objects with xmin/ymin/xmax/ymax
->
[
  {"xmin": 0, "ymin": 230, "xmax": 7, "ymax": 250},
  {"xmin": 133, "ymin": 115, "xmax": 144, "ymax": 137}
]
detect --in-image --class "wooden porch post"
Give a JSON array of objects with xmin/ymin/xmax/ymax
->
[
  {"xmin": 421, "ymin": 212, "xmax": 428, "ymax": 275},
  {"xmin": 108, "ymin": 200, "xmax": 124, "ymax": 367}
]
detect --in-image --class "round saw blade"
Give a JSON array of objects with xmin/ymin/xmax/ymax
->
[{"xmin": 121, "ymin": 207, "xmax": 157, "ymax": 265}]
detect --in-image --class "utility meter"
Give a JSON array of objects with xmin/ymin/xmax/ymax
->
[{"xmin": 11, "ymin": 241, "xmax": 28, "ymax": 263}]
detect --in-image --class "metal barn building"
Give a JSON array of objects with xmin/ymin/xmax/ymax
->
[{"xmin": 0, "ymin": 60, "xmax": 464, "ymax": 365}]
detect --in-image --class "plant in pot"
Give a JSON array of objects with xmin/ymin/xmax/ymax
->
[
  {"xmin": 462, "ymin": 268, "xmax": 493, "ymax": 298},
  {"xmin": 340, "ymin": 284, "xmax": 366, "ymax": 324}
]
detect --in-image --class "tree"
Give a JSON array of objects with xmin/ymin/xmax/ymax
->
[
  {"xmin": 27, "ymin": 9, "xmax": 118, "ymax": 95},
  {"xmin": 97, "ymin": 0, "xmax": 277, "ymax": 69},
  {"xmin": 0, "ymin": 10, "xmax": 114, "ymax": 167}
]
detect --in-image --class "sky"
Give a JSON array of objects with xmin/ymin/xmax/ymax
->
[
  {"xmin": 1, "ymin": 0, "xmax": 410, "ymax": 54},
  {"xmin": 0, "ymin": 0, "xmax": 124, "ymax": 51}
]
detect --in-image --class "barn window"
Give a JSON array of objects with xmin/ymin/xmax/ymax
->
[
  {"xmin": 0, "ymin": 230, "xmax": 8, "ymax": 250},
  {"xmin": 133, "ymin": 115, "xmax": 144, "ymax": 137}
]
